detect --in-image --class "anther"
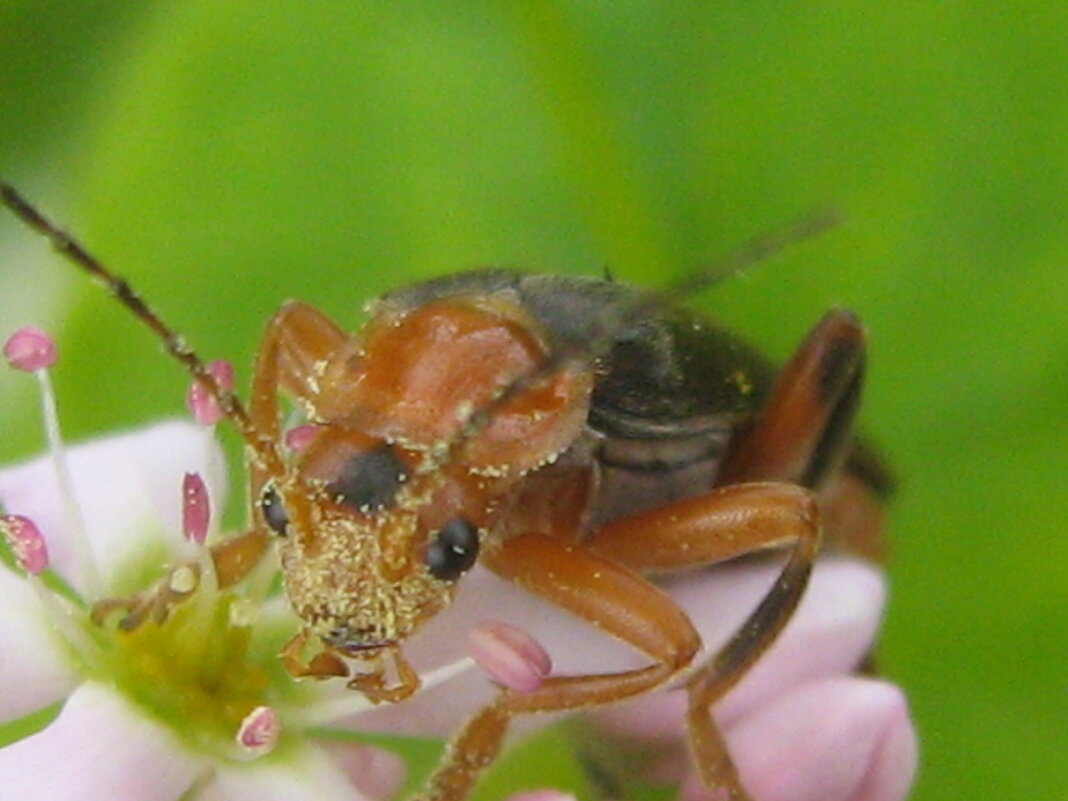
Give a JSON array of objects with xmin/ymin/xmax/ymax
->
[
  {"xmin": 185, "ymin": 359, "xmax": 235, "ymax": 426},
  {"xmin": 468, "ymin": 620, "xmax": 552, "ymax": 694},
  {"xmin": 236, "ymin": 706, "xmax": 281, "ymax": 757},
  {"xmin": 181, "ymin": 472, "xmax": 211, "ymax": 545},
  {"xmin": 3, "ymin": 327, "xmax": 57, "ymax": 372},
  {"xmin": 0, "ymin": 514, "xmax": 49, "ymax": 575},
  {"xmin": 228, "ymin": 597, "xmax": 258, "ymax": 628},
  {"xmin": 6, "ymin": 327, "xmax": 101, "ymax": 595},
  {"xmin": 284, "ymin": 424, "xmax": 320, "ymax": 453},
  {"xmin": 169, "ymin": 565, "xmax": 199, "ymax": 594}
]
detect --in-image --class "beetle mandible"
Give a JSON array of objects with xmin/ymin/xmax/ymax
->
[{"xmin": 0, "ymin": 182, "xmax": 891, "ymax": 801}]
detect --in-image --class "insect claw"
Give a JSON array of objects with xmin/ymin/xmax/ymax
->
[{"xmin": 308, "ymin": 651, "xmax": 350, "ymax": 679}]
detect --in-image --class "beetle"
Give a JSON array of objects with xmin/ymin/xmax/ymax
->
[{"xmin": 1, "ymin": 182, "xmax": 890, "ymax": 801}]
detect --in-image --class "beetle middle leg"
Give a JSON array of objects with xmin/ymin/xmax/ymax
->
[
  {"xmin": 584, "ymin": 482, "xmax": 821, "ymax": 800},
  {"xmin": 412, "ymin": 532, "xmax": 702, "ymax": 801},
  {"xmin": 415, "ymin": 483, "xmax": 818, "ymax": 801}
]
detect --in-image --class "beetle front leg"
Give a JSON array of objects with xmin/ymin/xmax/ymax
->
[
  {"xmin": 91, "ymin": 528, "xmax": 271, "ymax": 629},
  {"xmin": 413, "ymin": 534, "xmax": 703, "ymax": 801},
  {"xmin": 247, "ymin": 301, "xmax": 348, "ymax": 497},
  {"xmin": 280, "ymin": 629, "xmax": 350, "ymax": 680}
]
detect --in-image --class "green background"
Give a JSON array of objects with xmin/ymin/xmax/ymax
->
[{"xmin": 1, "ymin": 2, "xmax": 1065, "ymax": 799}]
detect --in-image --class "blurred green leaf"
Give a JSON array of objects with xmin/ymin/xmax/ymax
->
[{"xmin": 2, "ymin": 1, "xmax": 1066, "ymax": 799}]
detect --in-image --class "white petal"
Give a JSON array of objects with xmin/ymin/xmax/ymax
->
[
  {"xmin": 209, "ymin": 743, "xmax": 375, "ymax": 801},
  {"xmin": 0, "ymin": 567, "xmax": 79, "ymax": 722},
  {"xmin": 0, "ymin": 421, "xmax": 226, "ymax": 594},
  {"xmin": 0, "ymin": 681, "xmax": 204, "ymax": 801}
]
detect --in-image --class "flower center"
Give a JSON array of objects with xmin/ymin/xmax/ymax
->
[{"xmin": 92, "ymin": 571, "xmax": 280, "ymax": 756}]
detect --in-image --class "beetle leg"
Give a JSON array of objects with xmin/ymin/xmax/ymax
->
[
  {"xmin": 90, "ymin": 528, "xmax": 271, "ymax": 629},
  {"xmin": 93, "ymin": 305, "xmax": 348, "ymax": 630},
  {"xmin": 247, "ymin": 301, "xmax": 348, "ymax": 494},
  {"xmin": 280, "ymin": 630, "xmax": 350, "ymax": 679},
  {"xmin": 681, "ymin": 490, "xmax": 820, "ymax": 799},
  {"xmin": 346, "ymin": 646, "xmax": 422, "ymax": 703},
  {"xmin": 413, "ymin": 534, "xmax": 702, "ymax": 801},
  {"xmin": 249, "ymin": 301, "xmax": 348, "ymax": 436},
  {"xmin": 581, "ymin": 482, "xmax": 819, "ymax": 800},
  {"xmin": 583, "ymin": 482, "xmax": 815, "ymax": 570},
  {"xmin": 718, "ymin": 309, "xmax": 866, "ymax": 490}
]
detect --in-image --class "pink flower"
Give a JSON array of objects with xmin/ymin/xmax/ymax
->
[
  {"xmin": 0, "ymin": 419, "xmax": 916, "ymax": 800},
  {"xmin": 0, "ymin": 422, "xmax": 431, "ymax": 800}
]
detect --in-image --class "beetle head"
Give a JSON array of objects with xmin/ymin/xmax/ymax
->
[{"xmin": 258, "ymin": 295, "xmax": 592, "ymax": 667}]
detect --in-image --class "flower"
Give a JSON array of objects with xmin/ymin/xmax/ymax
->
[
  {"xmin": 0, "ymin": 421, "xmax": 417, "ymax": 800},
  {"xmin": 0, "ymin": 332, "xmax": 916, "ymax": 801}
]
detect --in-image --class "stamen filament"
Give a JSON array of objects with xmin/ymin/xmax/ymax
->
[
  {"xmin": 295, "ymin": 656, "xmax": 476, "ymax": 728},
  {"xmin": 28, "ymin": 575, "xmax": 99, "ymax": 660},
  {"xmin": 35, "ymin": 368, "xmax": 101, "ymax": 597}
]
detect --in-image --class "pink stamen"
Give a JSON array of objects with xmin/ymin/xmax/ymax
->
[
  {"xmin": 3, "ymin": 327, "xmax": 57, "ymax": 372},
  {"xmin": 284, "ymin": 424, "xmax": 321, "ymax": 453},
  {"xmin": 0, "ymin": 514, "xmax": 50, "ymax": 575},
  {"xmin": 468, "ymin": 620, "xmax": 552, "ymax": 694},
  {"xmin": 182, "ymin": 472, "xmax": 211, "ymax": 545},
  {"xmin": 236, "ymin": 705, "xmax": 281, "ymax": 756},
  {"xmin": 185, "ymin": 359, "xmax": 235, "ymax": 426}
]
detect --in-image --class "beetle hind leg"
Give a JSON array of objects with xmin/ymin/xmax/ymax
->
[
  {"xmin": 683, "ymin": 506, "xmax": 820, "ymax": 799},
  {"xmin": 717, "ymin": 309, "xmax": 866, "ymax": 490}
]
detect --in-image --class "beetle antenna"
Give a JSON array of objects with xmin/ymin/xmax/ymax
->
[
  {"xmin": 676, "ymin": 205, "xmax": 841, "ymax": 298},
  {"xmin": 1, "ymin": 181, "xmax": 283, "ymax": 473}
]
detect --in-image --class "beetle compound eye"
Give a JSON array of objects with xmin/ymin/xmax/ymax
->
[
  {"xmin": 425, "ymin": 518, "xmax": 480, "ymax": 581},
  {"xmin": 260, "ymin": 486, "xmax": 289, "ymax": 535},
  {"xmin": 326, "ymin": 444, "xmax": 409, "ymax": 512}
]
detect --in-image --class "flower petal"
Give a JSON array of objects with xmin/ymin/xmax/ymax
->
[
  {"xmin": 319, "ymin": 740, "xmax": 406, "ymax": 801},
  {"xmin": 681, "ymin": 553, "xmax": 885, "ymax": 723},
  {"xmin": 0, "ymin": 681, "xmax": 204, "ymax": 801},
  {"xmin": 351, "ymin": 556, "xmax": 883, "ymax": 741},
  {"xmin": 209, "ymin": 743, "xmax": 376, "ymax": 801},
  {"xmin": 0, "ymin": 421, "xmax": 226, "ymax": 594},
  {"xmin": 588, "ymin": 555, "xmax": 885, "ymax": 741},
  {"xmin": 680, "ymin": 677, "xmax": 917, "ymax": 801},
  {"xmin": 0, "ymin": 567, "xmax": 79, "ymax": 722}
]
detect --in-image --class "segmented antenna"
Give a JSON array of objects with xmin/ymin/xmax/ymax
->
[
  {"xmin": 0, "ymin": 181, "xmax": 282, "ymax": 474},
  {"xmin": 3, "ymin": 179, "xmax": 832, "ymax": 486}
]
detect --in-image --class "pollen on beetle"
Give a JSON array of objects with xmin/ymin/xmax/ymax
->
[{"xmin": 3, "ymin": 326, "xmax": 57, "ymax": 372}]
